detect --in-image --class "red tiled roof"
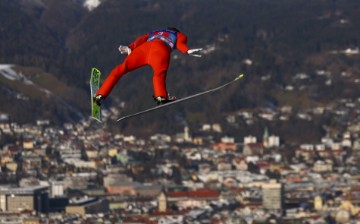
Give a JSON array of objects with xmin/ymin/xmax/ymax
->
[
  {"xmin": 256, "ymin": 161, "xmax": 270, "ymax": 167},
  {"xmin": 122, "ymin": 216, "xmax": 155, "ymax": 224},
  {"xmin": 213, "ymin": 142, "xmax": 236, "ymax": 146},
  {"xmin": 168, "ymin": 189, "xmax": 220, "ymax": 198},
  {"xmin": 246, "ymin": 142, "xmax": 264, "ymax": 148}
]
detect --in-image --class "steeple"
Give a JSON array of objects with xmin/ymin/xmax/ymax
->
[{"xmin": 263, "ymin": 126, "xmax": 269, "ymax": 148}]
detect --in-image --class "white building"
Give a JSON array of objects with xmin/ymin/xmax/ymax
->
[
  {"xmin": 268, "ymin": 135, "xmax": 280, "ymax": 147},
  {"xmin": 50, "ymin": 181, "xmax": 64, "ymax": 197},
  {"xmin": 244, "ymin": 135, "xmax": 257, "ymax": 145}
]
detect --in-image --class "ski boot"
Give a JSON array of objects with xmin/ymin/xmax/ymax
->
[
  {"xmin": 94, "ymin": 94, "xmax": 105, "ymax": 106},
  {"xmin": 153, "ymin": 93, "xmax": 177, "ymax": 105}
]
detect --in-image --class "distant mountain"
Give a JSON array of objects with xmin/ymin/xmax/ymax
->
[{"xmin": 1, "ymin": 0, "xmax": 359, "ymax": 136}]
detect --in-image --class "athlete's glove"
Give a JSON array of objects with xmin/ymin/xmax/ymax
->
[
  {"xmin": 187, "ymin": 48, "xmax": 203, "ymax": 57},
  {"xmin": 118, "ymin": 45, "xmax": 131, "ymax": 55}
]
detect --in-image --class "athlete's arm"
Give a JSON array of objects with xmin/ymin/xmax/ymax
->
[
  {"xmin": 129, "ymin": 33, "xmax": 149, "ymax": 50},
  {"xmin": 177, "ymin": 32, "xmax": 202, "ymax": 57},
  {"xmin": 176, "ymin": 32, "xmax": 190, "ymax": 54}
]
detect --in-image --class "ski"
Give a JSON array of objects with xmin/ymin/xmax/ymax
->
[
  {"xmin": 116, "ymin": 73, "xmax": 245, "ymax": 122},
  {"xmin": 90, "ymin": 67, "xmax": 102, "ymax": 122}
]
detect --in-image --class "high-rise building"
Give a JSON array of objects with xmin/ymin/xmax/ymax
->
[
  {"xmin": 50, "ymin": 181, "xmax": 64, "ymax": 197},
  {"xmin": 262, "ymin": 180, "xmax": 284, "ymax": 211}
]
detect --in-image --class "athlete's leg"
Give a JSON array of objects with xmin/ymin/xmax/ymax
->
[
  {"xmin": 96, "ymin": 47, "xmax": 148, "ymax": 97},
  {"xmin": 152, "ymin": 67, "xmax": 168, "ymax": 98},
  {"xmin": 148, "ymin": 43, "xmax": 171, "ymax": 98}
]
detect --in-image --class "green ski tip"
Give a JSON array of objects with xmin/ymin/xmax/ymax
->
[
  {"xmin": 92, "ymin": 67, "xmax": 101, "ymax": 74},
  {"xmin": 235, "ymin": 73, "xmax": 245, "ymax": 81}
]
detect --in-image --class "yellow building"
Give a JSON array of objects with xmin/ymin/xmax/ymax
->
[
  {"xmin": 23, "ymin": 218, "xmax": 40, "ymax": 224},
  {"xmin": 0, "ymin": 152, "xmax": 13, "ymax": 165},
  {"xmin": 339, "ymin": 200, "xmax": 359, "ymax": 216},
  {"xmin": 158, "ymin": 192, "xmax": 167, "ymax": 212},
  {"xmin": 5, "ymin": 162, "xmax": 17, "ymax": 172},
  {"xmin": 65, "ymin": 197, "xmax": 109, "ymax": 215},
  {"xmin": 23, "ymin": 139, "xmax": 34, "ymax": 150},
  {"xmin": 0, "ymin": 186, "xmax": 49, "ymax": 214},
  {"xmin": 107, "ymin": 148, "xmax": 118, "ymax": 157},
  {"xmin": 314, "ymin": 196, "xmax": 323, "ymax": 210}
]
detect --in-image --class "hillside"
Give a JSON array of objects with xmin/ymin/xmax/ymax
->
[
  {"xmin": 0, "ymin": 0, "xmax": 360, "ymax": 136},
  {"xmin": 0, "ymin": 65, "xmax": 88, "ymax": 122}
]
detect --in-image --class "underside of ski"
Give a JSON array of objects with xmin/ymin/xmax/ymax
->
[{"xmin": 116, "ymin": 73, "xmax": 245, "ymax": 122}]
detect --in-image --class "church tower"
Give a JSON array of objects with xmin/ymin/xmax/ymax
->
[
  {"xmin": 263, "ymin": 126, "xmax": 269, "ymax": 148},
  {"xmin": 158, "ymin": 191, "xmax": 167, "ymax": 212}
]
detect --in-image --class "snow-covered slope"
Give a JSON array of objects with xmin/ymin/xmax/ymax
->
[
  {"xmin": 0, "ymin": 64, "xmax": 33, "ymax": 85},
  {"xmin": 16, "ymin": 0, "xmax": 102, "ymax": 11},
  {"xmin": 83, "ymin": 0, "xmax": 102, "ymax": 11}
]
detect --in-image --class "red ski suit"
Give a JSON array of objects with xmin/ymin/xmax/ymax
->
[{"xmin": 96, "ymin": 29, "xmax": 190, "ymax": 98}]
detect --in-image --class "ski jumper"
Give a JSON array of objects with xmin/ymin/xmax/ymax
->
[{"xmin": 96, "ymin": 29, "xmax": 190, "ymax": 99}]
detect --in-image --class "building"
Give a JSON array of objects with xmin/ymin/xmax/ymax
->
[
  {"xmin": 65, "ymin": 197, "xmax": 109, "ymax": 215},
  {"xmin": 262, "ymin": 180, "xmax": 284, "ymax": 211},
  {"xmin": 268, "ymin": 135, "xmax": 280, "ymax": 148},
  {"xmin": 107, "ymin": 181, "xmax": 136, "ymax": 195},
  {"xmin": 50, "ymin": 181, "xmax": 64, "ymax": 197},
  {"xmin": 212, "ymin": 142, "xmax": 237, "ymax": 152},
  {"xmin": 0, "ymin": 186, "xmax": 49, "ymax": 214},
  {"xmin": 23, "ymin": 218, "xmax": 40, "ymax": 224},
  {"xmin": 314, "ymin": 195, "xmax": 323, "ymax": 210},
  {"xmin": 313, "ymin": 160, "xmax": 333, "ymax": 172},
  {"xmin": 158, "ymin": 192, "xmax": 167, "ymax": 212},
  {"xmin": 263, "ymin": 127, "xmax": 280, "ymax": 148},
  {"xmin": 244, "ymin": 135, "xmax": 257, "ymax": 145},
  {"xmin": 167, "ymin": 189, "xmax": 221, "ymax": 209}
]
